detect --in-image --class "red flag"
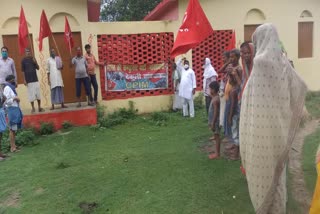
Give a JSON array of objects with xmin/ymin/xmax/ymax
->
[
  {"xmin": 64, "ymin": 16, "xmax": 74, "ymax": 51},
  {"xmin": 18, "ymin": 6, "xmax": 29, "ymax": 55},
  {"xmin": 38, "ymin": 10, "xmax": 52, "ymax": 51},
  {"xmin": 171, "ymin": 0, "xmax": 214, "ymax": 58},
  {"xmin": 226, "ymin": 30, "xmax": 236, "ymax": 51}
]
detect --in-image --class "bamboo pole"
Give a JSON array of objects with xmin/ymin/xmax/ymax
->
[{"xmin": 51, "ymin": 34, "xmax": 61, "ymax": 57}]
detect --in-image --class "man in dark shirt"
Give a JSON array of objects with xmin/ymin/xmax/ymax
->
[{"xmin": 21, "ymin": 48, "xmax": 44, "ymax": 113}]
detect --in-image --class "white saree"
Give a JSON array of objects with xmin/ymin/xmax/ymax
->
[{"xmin": 240, "ymin": 24, "xmax": 307, "ymax": 214}]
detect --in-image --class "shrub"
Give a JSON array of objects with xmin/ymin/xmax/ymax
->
[
  {"xmin": 99, "ymin": 101, "xmax": 138, "ymax": 128},
  {"xmin": 150, "ymin": 112, "xmax": 169, "ymax": 126},
  {"xmin": 15, "ymin": 129, "xmax": 36, "ymax": 146},
  {"xmin": 39, "ymin": 122, "xmax": 55, "ymax": 135},
  {"xmin": 194, "ymin": 93, "xmax": 204, "ymax": 110},
  {"xmin": 96, "ymin": 104, "xmax": 106, "ymax": 120},
  {"xmin": 62, "ymin": 121, "xmax": 73, "ymax": 129}
]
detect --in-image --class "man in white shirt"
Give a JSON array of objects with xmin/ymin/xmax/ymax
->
[
  {"xmin": 0, "ymin": 47, "xmax": 17, "ymax": 86},
  {"xmin": 47, "ymin": 49, "xmax": 67, "ymax": 110},
  {"xmin": 4, "ymin": 75, "xmax": 22, "ymax": 153},
  {"xmin": 179, "ymin": 60, "xmax": 196, "ymax": 118}
]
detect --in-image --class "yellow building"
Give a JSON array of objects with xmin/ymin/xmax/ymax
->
[{"xmin": 0, "ymin": 0, "xmax": 318, "ymax": 114}]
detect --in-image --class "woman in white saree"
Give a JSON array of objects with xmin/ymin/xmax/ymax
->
[{"xmin": 240, "ymin": 23, "xmax": 307, "ymax": 213}]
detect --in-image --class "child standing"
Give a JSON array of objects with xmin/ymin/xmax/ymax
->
[
  {"xmin": 223, "ymin": 49, "xmax": 242, "ymax": 160},
  {"xmin": 4, "ymin": 75, "xmax": 23, "ymax": 153},
  {"xmin": 218, "ymin": 51, "xmax": 230, "ymax": 129},
  {"xmin": 208, "ymin": 81, "xmax": 221, "ymax": 159},
  {"xmin": 225, "ymin": 72, "xmax": 240, "ymax": 160}
]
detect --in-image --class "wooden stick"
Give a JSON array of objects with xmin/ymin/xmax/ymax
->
[
  {"xmin": 51, "ymin": 34, "xmax": 61, "ymax": 57},
  {"xmin": 68, "ymin": 39, "xmax": 72, "ymax": 58},
  {"xmin": 27, "ymin": 33, "xmax": 35, "ymax": 57}
]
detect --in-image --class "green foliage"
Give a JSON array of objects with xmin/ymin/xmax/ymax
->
[
  {"xmin": 305, "ymin": 91, "xmax": 320, "ymax": 118},
  {"xmin": 62, "ymin": 121, "xmax": 73, "ymax": 130},
  {"xmin": 150, "ymin": 112, "xmax": 169, "ymax": 126},
  {"xmin": 16, "ymin": 130, "xmax": 36, "ymax": 146},
  {"xmin": 96, "ymin": 104, "xmax": 106, "ymax": 119},
  {"xmin": 39, "ymin": 122, "xmax": 55, "ymax": 135},
  {"xmin": 194, "ymin": 93, "xmax": 205, "ymax": 110},
  {"xmin": 98, "ymin": 101, "xmax": 138, "ymax": 128},
  {"xmin": 100, "ymin": 0, "xmax": 162, "ymax": 22},
  {"xmin": 1, "ymin": 129, "xmax": 37, "ymax": 152}
]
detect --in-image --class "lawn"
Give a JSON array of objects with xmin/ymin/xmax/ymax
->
[
  {"xmin": 0, "ymin": 98, "xmax": 314, "ymax": 214},
  {"xmin": 303, "ymin": 91, "xmax": 320, "ymax": 195},
  {"xmin": 0, "ymin": 109, "xmax": 255, "ymax": 214}
]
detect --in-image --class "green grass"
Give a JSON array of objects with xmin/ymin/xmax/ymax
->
[
  {"xmin": 303, "ymin": 91, "xmax": 320, "ymax": 195},
  {"xmin": 0, "ymin": 110, "xmax": 255, "ymax": 214},
  {"xmin": 305, "ymin": 91, "xmax": 320, "ymax": 118},
  {"xmin": 303, "ymin": 129, "xmax": 319, "ymax": 193}
]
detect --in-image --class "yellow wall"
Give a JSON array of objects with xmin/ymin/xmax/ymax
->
[
  {"xmin": 1, "ymin": 0, "xmax": 319, "ymax": 114},
  {"xmin": 176, "ymin": 0, "xmax": 320, "ymax": 91}
]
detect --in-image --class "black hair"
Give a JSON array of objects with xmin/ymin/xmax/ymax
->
[
  {"xmin": 209, "ymin": 81, "xmax": 220, "ymax": 93},
  {"xmin": 85, "ymin": 44, "xmax": 91, "ymax": 49},
  {"xmin": 1, "ymin": 46, "xmax": 8, "ymax": 52},
  {"xmin": 240, "ymin": 42, "xmax": 251, "ymax": 49},
  {"xmin": 223, "ymin": 51, "xmax": 230, "ymax": 58},
  {"xmin": 184, "ymin": 60, "xmax": 189, "ymax": 64},
  {"xmin": 5, "ymin": 75, "xmax": 15, "ymax": 82},
  {"xmin": 230, "ymin": 49, "xmax": 240, "ymax": 59}
]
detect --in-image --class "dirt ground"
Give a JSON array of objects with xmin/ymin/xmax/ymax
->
[{"xmin": 288, "ymin": 119, "xmax": 318, "ymax": 213}]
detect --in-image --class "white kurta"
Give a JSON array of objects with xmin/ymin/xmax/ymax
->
[
  {"xmin": 47, "ymin": 57, "xmax": 64, "ymax": 89},
  {"xmin": 179, "ymin": 68, "xmax": 196, "ymax": 100},
  {"xmin": 4, "ymin": 86, "xmax": 18, "ymax": 107}
]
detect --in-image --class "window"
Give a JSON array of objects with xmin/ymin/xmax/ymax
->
[
  {"xmin": 244, "ymin": 24, "xmax": 260, "ymax": 42},
  {"xmin": 298, "ymin": 22, "xmax": 313, "ymax": 58}
]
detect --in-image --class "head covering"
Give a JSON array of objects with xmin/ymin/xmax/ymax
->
[
  {"xmin": 203, "ymin": 58, "xmax": 218, "ymax": 91},
  {"xmin": 240, "ymin": 23, "xmax": 307, "ymax": 213}
]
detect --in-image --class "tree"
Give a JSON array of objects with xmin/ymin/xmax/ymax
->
[{"xmin": 100, "ymin": 0, "xmax": 162, "ymax": 22}]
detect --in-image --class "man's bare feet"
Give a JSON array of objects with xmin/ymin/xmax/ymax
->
[
  {"xmin": 38, "ymin": 108, "xmax": 45, "ymax": 112},
  {"xmin": 10, "ymin": 148, "xmax": 20, "ymax": 153},
  {"xmin": 61, "ymin": 104, "xmax": 68, "ymax": 108},
  {"xmin": 31, "ymin": 109, "xmax": 36, "ymax": 114},
  {"xmin": 208, "ymin": 153, "xmax": 220, "ymax": 160}
]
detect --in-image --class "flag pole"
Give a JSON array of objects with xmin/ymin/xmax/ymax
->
[
  {"xmin": 27, "ymin": 33, "xmax": 35, "ymax": 57},
  {"xmin": 51, "ymin": 34, "xmax": 61, "ymax": 57},
  {"xmin": 68, "ymin": 39, "xmax": 72, "ymax": 58}
]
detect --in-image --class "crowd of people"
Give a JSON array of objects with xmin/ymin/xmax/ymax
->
[
  {"xmin": 0, "ymin": 44, "xmax": 104, "ymax": 161},
  {"xmin": 173, "ymin": 45, "xmax": 250, "ymax": 160},
  {"xmin": 173, "ymin": 23, "xmax": 308, "ymax": 214}
]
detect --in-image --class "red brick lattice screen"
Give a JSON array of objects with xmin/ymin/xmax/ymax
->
[
  {"xmin": 192, "ymin": 30, "xmax": 233, "ymax": 91},
  {"xmin": 97, "ymin": 32, "xmax": 174, "ymax": 100}
]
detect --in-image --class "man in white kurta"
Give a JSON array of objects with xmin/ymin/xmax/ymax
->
[
  {"xmin": 179, "ymin": 60, "xmax": 196, "ymax": 118},
  {"xmin": 47, "ymin": 49, "xmax": 67, "ymax": 110}
]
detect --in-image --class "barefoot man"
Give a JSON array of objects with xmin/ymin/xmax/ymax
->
[{"xmin": 47, "ymin": 49, "xmax": 67, "ymax": 110}]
